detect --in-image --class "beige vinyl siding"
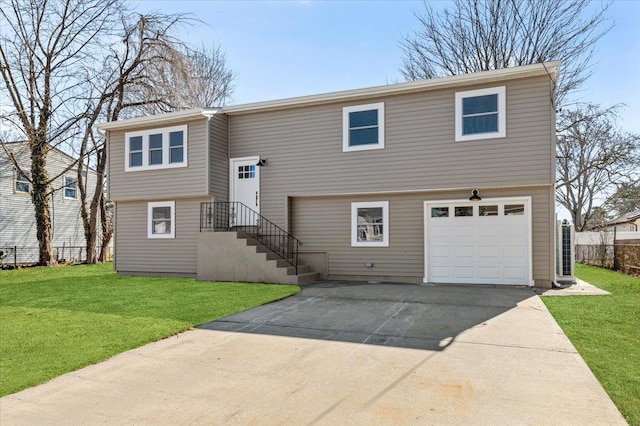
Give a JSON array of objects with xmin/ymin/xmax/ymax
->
[
  {"xmin": 208, "ymin": 114, "xmax": 229, "ymax": 200},
  {"xmin": 229, "ymin": 76, "xmax": 554, "ymax": 230},
  {"xmin": 292, "ymin": 186, "xmax": 553, "ymax": 286},
  {"xmin": 108, "ymin": 118, "xmax": 209, "ymax": 202},
  {"xmin": 114, "ymin": 197, "xmax": 210, "ymax": 276}
]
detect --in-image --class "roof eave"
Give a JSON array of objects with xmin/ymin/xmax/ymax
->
[
  {"xmin": 222, "ymin": 61, "xmax": 560, "ymax": 115},
  {"xmin": 97, "ymin": 108, "xmax": 221, "ymax": 132}
]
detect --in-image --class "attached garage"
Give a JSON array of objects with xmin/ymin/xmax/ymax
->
[{"xmin": 424, "ymin": 197, "xmax": 532, "ymax": 286}]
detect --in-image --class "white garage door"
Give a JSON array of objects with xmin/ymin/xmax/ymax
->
[{"xmin": 424, "ymin": 198, "xmax": 532, "ymax": 286}]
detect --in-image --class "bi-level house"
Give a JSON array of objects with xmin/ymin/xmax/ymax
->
[
  {"xmin": 99, "ymin": 62, "xmax": 560, "ymax": 288},
  {"xmin": 0, "ymin": 142, "xmax": 97, "ymax": 263}
]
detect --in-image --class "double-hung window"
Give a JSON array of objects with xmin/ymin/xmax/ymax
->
[
  {"xmin": 125, "ymin": 125, "xmax": 188, "ymax": 171},
  {"xmin": 148, "ymin": 201, "xmax": 175, "ymax": 239},
  {"xmin": 343, "ymin": 102, "xmax": 385, "ymax": 152},
  {"xmin": 64, "ymin": 176, "xmax": 77, "ymax": 199},
  {"xmin": 169, "ymin": 130, "xmax": 184, "ymax": 163},
  {"xmin": 15, "ymin": 169, "xmax": 31, "ymax": 194},
  {"xmin": 351, "ymin": 201, "xmax": 389, "ymax": 247},
  {"xmin": 455, "ymin": 86, "xmax": 506, "ymax": 141}
]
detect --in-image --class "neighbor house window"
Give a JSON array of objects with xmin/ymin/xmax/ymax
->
[
  {"xmin": 351, "ymin": 201, "xmax": 389, "ymax": 247},
  {"xmin": 15, "ymin": 169, "xmax": 31, "ymax": 194},
  {"xmin": 125, "ymin": 125, "xmax": 188, "ymax": 171},
  {"xmin": 148, "ymin": 201, "xmax": 175, "ymax": 239},
  {"xmin": 455, "ymin": 86, "xmax": 506, "ymax": 141},
  {"xmin": 64, "ymin": 176, "xmax": 77, "ymax": 199},
  {"xmin": 343, "ymin": 102, "xmax": 385, "ymax": 152}
]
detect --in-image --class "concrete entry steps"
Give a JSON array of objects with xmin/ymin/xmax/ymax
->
[
  {"xmin": 237, "ymin": 232, "xmax": 320, "ymax": 285},
  {"xmin": 197, "ymin": 231, "xmax": 320, "ymax": 285}
]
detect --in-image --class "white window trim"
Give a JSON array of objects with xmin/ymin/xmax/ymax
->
[
  {"xmin": 455, "ymin": 86, "xmax": 506, "ymax": 142},
  {"xmin": 125, "ymin": 125, "xmax": 188, "ymax": 172},
  {"xmin": 63, "ymin": 176, "xmax": 78, "ymax": 200},
  {"xmin": 343, "ymin": 102, "xmax": 385, "ymax": 152},
  {"xmin": 351, "ymin": 201, "xmax": 389, "ymax": 247},
  {"xmin": 14, "ymin": 169, "xmax": 31, "ymax": 194},
  {"xmin": 148, "ymin": 201, "xmax": 176, "ymax": 239}
]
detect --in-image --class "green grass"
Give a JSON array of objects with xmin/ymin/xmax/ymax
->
[
  {"xmin": 0, "ymin": 263, "xmax": 299, "ymax": 397},
  {"xmin": 542, "ymin": 264, "xmax": 640, "ymax": 425}
]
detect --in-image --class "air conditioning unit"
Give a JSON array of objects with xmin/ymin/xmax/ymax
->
[{"xmin": 556, "ymin": 219, "xmax": 576, "ymax": 284}]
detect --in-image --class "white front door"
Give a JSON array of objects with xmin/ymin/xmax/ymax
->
[
  {"xmin": 230, "ymin": 157, "xmax": 260, "ymax": 225},
  {"xmin": 424, "ymin": 197, "xmax": 532, "ymax": 285}
]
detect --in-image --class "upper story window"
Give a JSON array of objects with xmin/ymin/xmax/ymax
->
[
  {"xmin": 125, "ymin": 125, "xmax": 188, "ymax": 172},
  {"xmin": 343, "ymin": 102, "xmax": 385, "ymax": 152},
  {"xmin": 351, "ymin": 201, "xmax": 389, "ymax": 247},
  {"xmin": 15, "ymin": 169, "xmax": 31, "ymax": 194},
  {"xmin": 455, "ymin": 86, "xmax": 506, "ymax": 142},
  {"xmin": 64, "ymin": 176, "xmax": 77, "ymax": 199}
]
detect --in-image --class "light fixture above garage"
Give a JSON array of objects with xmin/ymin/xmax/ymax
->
[{"xmin": 469, "ymin": 188, "xmax": 481, "ymax": 201}]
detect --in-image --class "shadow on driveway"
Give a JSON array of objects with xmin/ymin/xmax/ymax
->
[{"xmin": 199, "ymin": 281, "xmax": 535, "ymax": 351}]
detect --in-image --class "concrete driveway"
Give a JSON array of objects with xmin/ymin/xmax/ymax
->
[{"xmin": 0, "ymin": 282, "xmax": 626, "ymax": 425}]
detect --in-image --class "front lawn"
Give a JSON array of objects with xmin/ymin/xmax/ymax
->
[
  {"xmin": 0, "ymin": 263, "xmax": 299, "ymax": 397},
  {"xmin": 542, "ymin": 264, "xmax": 640, "ymax": 425}
]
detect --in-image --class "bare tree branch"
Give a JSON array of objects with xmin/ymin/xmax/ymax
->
[{"xmin": 400, "ymin": 0, "xmax": 611, "ymax": 106}]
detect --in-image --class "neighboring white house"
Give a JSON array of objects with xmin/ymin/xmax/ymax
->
[{"xmin": 0, "ymin": 141, "xmax": 97, "ymax": 264}]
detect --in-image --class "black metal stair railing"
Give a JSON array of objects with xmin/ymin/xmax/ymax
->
[{"xmin": 200, "ymin": 202, "xmax": 302, "ymax": 273}]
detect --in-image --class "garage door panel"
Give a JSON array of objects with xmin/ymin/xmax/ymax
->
[
  {"xmin": 478, "ymin": 267, "xmax": 500, "ymax": 280},
  {"xmin": 452, "ymin": 246, "xmax": 474, "ymax": 259},
  {"xmin": 430, "ymin": 246, "xmax": 450, "ymax": 258},
  {"xmin": 503, "ymin": 227, "xmax": 527, "ymax": 238},
  {"xmin": 453, "ymin": 267, "xmax": 474, "ymax": 279},
  {"xmin": 478, "ymin": 245, "xmax": 501, "ymax": 258},
  {"xmin": 477, "ymin": 224, "xmax": 501, "ymax": 237},
  {"xmin": 426, "ymin": 198, "xmax": 531, "ymax": 286},
  {"xmin": 430, "ymin": 266, "xmax": 452, "ymax": 279},
  {"xmin": 503, "ymin": 267, "xmax": 527, "ymax": 280},
  {"xmin": 429, "ymin": 226, "xmax": 452, "ymax": 237},
  {"xmin": 454, "ymin": 225, "xmax": 475, "ymax": 237},
  {"xmin": 503, "ymin": 245, "xmax": 526, "ymax": 259}
]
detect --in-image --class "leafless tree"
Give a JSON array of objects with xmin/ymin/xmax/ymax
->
[
  {"xmin": 556, "ymin": 104, "xmax": 640, "ymax": 231},
  {"xmin": 0, "ymin": 0, "xmax": 121, "ymax": 265},
  {"xmin": 76, "ymin": 14, "xmax": 235, "ymax": 263},
  {"xmin": 400, "ymin": 0, "xmax": 611, "ymax": 105},
  {"xmin": 1, "ymin": 0, "xmax": 235, "ymax": 265},
  {"xmin": 139, "ymin": 43, "xmax": 236, "ymax": 114}
]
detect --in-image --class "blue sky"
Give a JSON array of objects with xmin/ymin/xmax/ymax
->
[{"xmin": 135, "ymin": 0, "xmax": 640, "ymax": 133}]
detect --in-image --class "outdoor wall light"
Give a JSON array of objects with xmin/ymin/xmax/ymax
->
[
  {"xmin": 469, "ymin": 188, "xmax": 481, "ymax": 201},
  {"xmin": 255, "ymin": 159, "xmax": 268, "ymax": 167}
]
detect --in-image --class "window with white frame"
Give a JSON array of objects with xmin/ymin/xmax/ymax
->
[
  {"xmin": 64, "ymin": 176, "xmax": 77, "ymax": 199},
  {"xmin": 15, "ymin": 169, "xmax": 31, "ymax": 194},
  {"xmin": 125, "ymin": 125, "xmax": 188, "ymax": 171},
  {"xmin": 351, "ymin": 201, "xmax": 389, "ymax": 247},
  {"xmin": 148, "ymin": 201, "xmax": 175, "ymax": 239},
  {"xmin": 343, "ymin": 102, "xmax": 385, "ymax": 152},
  {"xmin": 455, "ymin": 86, "xmax": 506, "ymax": 142}
]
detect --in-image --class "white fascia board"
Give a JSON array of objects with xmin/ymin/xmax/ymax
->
[
  {"xmin": 223, "ymin": 62, "xmax": 560, "ymax": 115},
  {"xmin": 97, "ymin": 108, "xmax": 221, "ymax": 131}
]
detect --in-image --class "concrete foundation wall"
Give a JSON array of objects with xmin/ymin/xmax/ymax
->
[{"xmin": 197, "ymin": 232, "xmax": 297, "ymax": 284}]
